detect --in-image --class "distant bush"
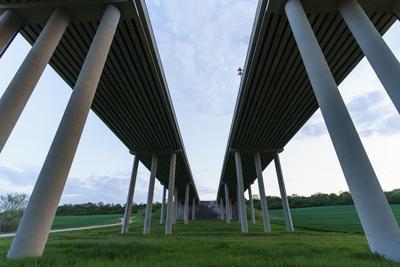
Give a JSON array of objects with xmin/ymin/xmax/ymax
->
[
  {"xmin": 0, "ymin": 193, "xmax": 28, "ymax": 233},
  {"xmin": 253, "ymin": 189, "xmax": 399, "ymax": 210}
]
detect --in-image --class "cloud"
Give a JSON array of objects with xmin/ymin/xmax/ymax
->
[{"xmin": 297, "ymin": 90, "xmax": 400, "ymax": 138}]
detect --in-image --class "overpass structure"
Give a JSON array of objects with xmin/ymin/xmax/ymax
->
[
  {"xmin": 0, "ymin": 0, "xmax": 199, "ymax": 259},
  {"xmin": 216, "ymin": 0, "xmax": 400, "ymax": 261}
]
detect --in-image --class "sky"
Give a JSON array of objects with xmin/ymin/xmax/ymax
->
[{"xmin": 0, "ymin": 0, "xmax": 400, "ymax": 205}]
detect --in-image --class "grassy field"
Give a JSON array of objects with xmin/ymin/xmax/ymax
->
[
  {"xmin": 1, "ymin": 205, "xmax": 400, "ymax": 266},
  {"xmin": 51, "ymin": 214, "xmax": 123, "ymax": 230}
]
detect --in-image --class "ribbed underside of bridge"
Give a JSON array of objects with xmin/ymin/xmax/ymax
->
[
  {"xmin": 217, "ymin": 0, "xmax": 397, "ymax": 201},
  {"xmin": 0, "ymin": 0, "xmax": 198, "ymax": 201}
]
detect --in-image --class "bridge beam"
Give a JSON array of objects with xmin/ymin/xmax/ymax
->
[
  {"xmin": 7, "ymin": 5, "xmax": 120, "ymax": 259},
  {"xmin": 254, "ymin": 152, "xmax": 271, "ymax": 232},
  {"xmin": 274, "ymin": 152, "xmax": 294, "ymax": 232},
  {"xmin": 339, "ymin": 0, "xmax": 400, "ymax": 114},
  {"xmin": 121, "ymin": 155, "xmax": 139, "ymax": 234},
  {"xmin": 234, "ymin": 152, "xmax": 248, "ymax": 233},
  {"xmin": 143, "ymin": 155, "xmax": 158, "ymax": 234},
  {"xmin": 0, "ymin": 7, "xmax": 69, "ymax": 153},
  {"xmin": 0, "ymin": 10, "xmax": 22, "ymax": 55},
  {"xmin": 285, "ymin": 0, "xmax": 400, "ymax": 261},
  {"xmin": 165, "ymin": 153, "xmax": 177, "ymax": 234}
]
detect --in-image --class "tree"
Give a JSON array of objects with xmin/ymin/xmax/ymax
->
[{"xmin": 0, "ymin": 193, "xmax": 28, "ymax": 233}]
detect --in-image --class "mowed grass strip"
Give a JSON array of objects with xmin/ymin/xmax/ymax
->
[
  {"xmin": 51, "ymin": 214, "xmax": 124, "ymax": 230},
  {"xmin": 0, "ymin": 217, "xmax": 400, "ymax": 266}
]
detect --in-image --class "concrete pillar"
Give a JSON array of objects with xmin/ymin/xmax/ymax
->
[
  {"xmin": 173, "ymin": 188, "xmax": 178, "ymax": 224},
  {"xmin": 165, "ymin": 153, "xmax": 176, "ymax": 234},
  {"xmin": 121, "ymin": 155, "xmax": 139, "ymax": 234},
  {"xmin": 234, "ymin": 152, "xmax": 248, "ymax": 233},
  {"xmin": 0, "ymin": 10, "xmax": 22, "ymax": 56},
  {"xmin": 339, "ymin": 0, "xmax": 400, "ymax": 114},
  {"xmin": 191, "ymin": 198, "xmax": 196, "ymax": 220},
  {"xmin": 7, "ymin": 5, "xmax": 120, "ymax": 259},
  {"xmin": 248, "ymin": 185, "xmax": 256, "ymax": 224},
  {"xmin": 229, "ymin": 200, "xmax": 233, "ymax": 220},
  {"xmin": 0, "ymin": 8, "xmax": 70, "ymax": 153},
  {"xmin": 286, "ymin": 0, "xmax": 400, "ymax": 261},
  {"xmin": 273, "ymin": 152, "xmax": 294, "ymax": 232},
  {"xmin": 143, "ymin": 155, "xmax": 158, "ymax": 234},
  {"xmin": 184, "ymin": 184, "xmax": 189, "ymax": 224},
  {"xmin": 224, "ymin": 184, "xmax": 231, "ymax": 224},
  {"xmin": 219, "ymin": 198, "xmax": 225, "ymax": 220},
  {"xmin": 254, "ymin": 152, "xmax": 271, "ymax": 232},
  {"xmin": 160, "ymin": 185, "xmax": 167, "ymax": 224}
]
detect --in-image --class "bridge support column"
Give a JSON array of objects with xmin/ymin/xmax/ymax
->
[
  {"xmin": 274, "ymin": 153, "xmax": 294, "ymax": 232},
  {"xmin": 0, "ymin": 10, "xmax": 22, "ymax": 55},
  {"xmin": 173, "ymin": 188, "xmax": 178, "ymax": 224},
  {"xmin": 339, "ymin": 0, "xmax": 400, "ymax": 114},
  {"xmin": 165, "ymin": 153, "xmax": 177, "ymax": 234},
  {"xmin": 224, "ymin": 184, "xmax": 231, "ymax": 224},
  {"xmin": 286, "ymin": 0, "xmax": 400, "ymax": 261},
  {"xmin": 254, "ymin": 152, "xmax": 271, "ymax": 232},
  {"xmin": 7, "ymin": 5, "xmax": 120, "ymax": 259},
  {"xmin": 234, "ymin": 152, "xmax": 248, "ymax": 233},
  {"xmin": 143, "ymin": 155, "xmax": 158, "ymax": 234},
  {"xmin": 121, "ymin": 155, "xmax": 139, "ymax": 234},
  {"xmin": 191, "ymin": 198, "xmax": 196, "ymax": 220},
  {"xmin": 0, "ymin": 8, "xmax": 70, "ymax": 153},
  {"xmin": 248, "ymin": 185, "xmax": 256, "ymax": 224},
  {"xmin": 160, "ymin": 185, "xmax": 167, "ymax": 224},
  {"xmin": 184, "ymin": 184, "xmax": 189, "ymax": 224},
  {"xmin": 219, "ymin": 198, "xmax": 225, "ymax": 220}
]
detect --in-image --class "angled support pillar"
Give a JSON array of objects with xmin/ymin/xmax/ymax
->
[
  {"xmin": 165, "ymin": 153, "xmax": 176, "ymax": 235},
  {"xmin": 224, "ymin": 184, "xmax": 231, "ymax": 224},
  {"xmin": 7, "ymin": 5, "xmax": 120, "ymax": 259},
  {"xmin": 121, "ymin": 155, "xmax": 139, "ymax": 234},
  {"xmin": 184, "ymin": 184, "xmax": 189, "ymax": 224},
  {"xmin": 173, "ymin": 188, "xmax": 178, "ymax": 224},
  {"xmin": 274, "ymin": 153, "xmax": 294, "ymax": 232},
  {"xmin": 254, "ymin": 152, "xmax": 271, "ymax": 232},
  {"xmin": 248, "ymin": 185, "xmax": 256, "ymax": 224},
  {"xmin": 219, "ymin": 198, "xmax": 225, "ymax": 220},
  {"xmin": 286, "ymin": 0, "xmax": 400, "ymax": 261},
  {"xmin": 160, "ymin": 185, "xmax": 167, "ymax": 224},
  {"xmin": 143, "ymin": 155, "xmax": 158, "ymax": 234},
  {"xmin": 0, "ymin": 8, "xmax": 70, "ymax": 153},
  {"xmin": 191, "ymin": 198, "xmax": 196, "ymax": 220},
  {"xmin": 0, "ymin": 10, "xmax": 22, "ymax": 56},
  {"xmin": 234, "ymin": 152, "xmax": 248, "ymax": 233},
  {"xmin": 339, "ymin": 0, "xmax": 400, "ymax": 114}
]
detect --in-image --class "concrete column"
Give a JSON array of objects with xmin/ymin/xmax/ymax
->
[
  {"xmin": 234, "ymin": 152, "xmax": 248, "ymax": 233},
  {"xmin": 165, "ymin": 153, "xmax": 176, "ymax": 234},
  {"xmin": 219, "ymin": 198, "xmax": 225, "ymax": 220},
  {"xmin": 160, "ymin": 185, "xmax": 167, "ymax": 224},
  {"xmin": 248, "ymin": 185, "xmax": 256, "ymax": 224},
  {"xmin": 191, "ymin": 198, "xmax": 196, "ymax": 220},
  {"xmin": 0, "ymin": 8, "xmax": 70, "ymax": 153},
  {"xmin": 229, "ymin": 200, "xmax": 233, "ymax": 220},
  {"xmin": 173, "ymin": 188, "xmax": 178, "ymax": 224},
  {"xmin": 7, "ymin": 5, "xmax": 120, "ymax": 259},
  {"xmin": 143, "ymin": 155, "xmax": 158, "ymax": 234},
  {"xmin": 339, "ymin": 0, "xmax": 400, "ymax": 114},
  {"xmin": 254, "ymin": 152, "xmax": 271, "ymax": 232},
  {"xmin": 274, "ymin": 153, "xmax": 294, "ymax": 232},
  {"xmin": 224, "ymin": 184, "xmax": 231, "ymax": 224},
  {"xmin": 184, "ymin": 184, "xmax": 189, "ymax": 224},
  {"xmin": 286, "ymin": 0, "xmax": 400, "ymax": 261},
  {"xmin": 121, "ymin": 155, "xmax": 139, "ymax": 234},
  {"xmin": 0, "ymin": 10, "xmax": 22, "ymax": 56}
]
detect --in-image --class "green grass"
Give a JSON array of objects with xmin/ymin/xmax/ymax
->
[
  {"xmin": 268, "ymin": 204, "xmax": 400, "ymax": 233},
  {"xmin": 1, "ymin": 206, "xmax": 400, "ymax": 266},
  {"xmin": 51, "ymin": 214, "xmax": 124, "ymax": 230}
]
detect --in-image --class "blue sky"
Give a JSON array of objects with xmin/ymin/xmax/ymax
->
[{"xmin": 0, "ymin": 0, "xmax": 399, "ymax": 204}]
